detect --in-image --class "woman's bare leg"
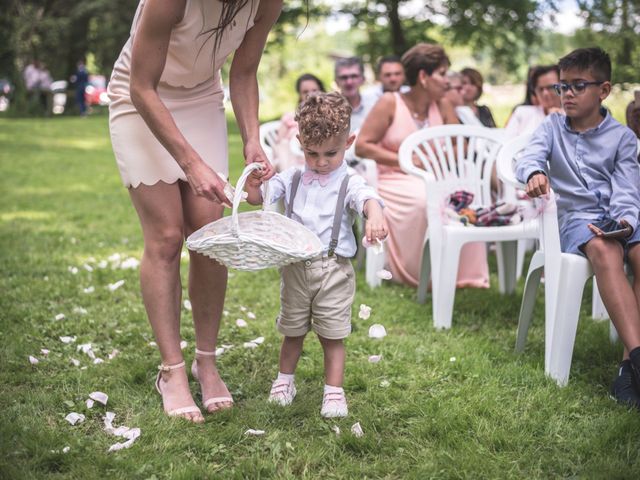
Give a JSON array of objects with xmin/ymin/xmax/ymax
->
[
  {"xmin": 180, "ymin": 181, "xmax": 232, "ymax": 412},
  {"xmin": 129, "ymin": 181, "xmax": 203, "ymax": 423}
]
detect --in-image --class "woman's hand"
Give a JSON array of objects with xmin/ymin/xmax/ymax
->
[
  {"xmin": 184, "ymin": 158, "xmax": 232, "ymax": 207},
  {"xmin": 244, "ymin": 140, "xmax": 275, "ymax": 181}
]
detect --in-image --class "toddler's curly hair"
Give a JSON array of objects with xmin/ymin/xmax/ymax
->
[{"xmin": 295, "ymin": 92, "xmax": 352, "ymax": 146}]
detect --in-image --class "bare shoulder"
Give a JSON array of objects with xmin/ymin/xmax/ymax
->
[
  {"xmin": 140, "ymin": 0, "xmax": 186, "ymax": 27},
  {"xmin": 254, "ymin": 0, "xmax": 283, "ymax": 26}
]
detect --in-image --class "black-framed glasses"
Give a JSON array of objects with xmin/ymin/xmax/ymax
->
[
  {"xmin": 337, "ymin": 74, "xmax": 362, "ymax": 82},
  {"xmin": 552, "ymin": 81, "xmax": 605, "ymax": 96}
]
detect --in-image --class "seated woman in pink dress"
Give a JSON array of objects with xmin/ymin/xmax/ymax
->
[
  {"xmin": 272, "ymin": 73, "xmax": 325, "ymax": 171},
  {"xmin": 356, "ymin": 43, "xmax": 489, "ymax": 288}
]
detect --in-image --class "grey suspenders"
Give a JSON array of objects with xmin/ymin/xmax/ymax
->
[{"xmin": 286, "ymin": 170, "xmax": 350, "ymax": 257}]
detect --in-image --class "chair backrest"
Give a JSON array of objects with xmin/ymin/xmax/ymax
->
[
  {"xmin": 398, "ymin": 124, "xmax": 506, "ymax": 206},
  {"xmin": 496, "ymin": 134, "xmax": 531, "ymax": 190},
  {"xmin": 455, "ymin": 106, "xmax": 483, "ymax": 126},
  {"xmin": 259, "ymin": 120, "xmax": 281, "ymax": 163}
]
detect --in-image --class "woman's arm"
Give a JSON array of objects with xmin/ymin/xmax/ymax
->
[
  {"xmin": 229, "ymin": 1, "xmax": 283, "ymax": 181},
  {"xmin": 438, "ymin": 97, "xmax": 460, "ymax": 125},
  {"xmin": 355, "ymin": 93, "xmax": 398, "ymax": 166},
  {"xmin": 129, "ymin": 0, "xmax": 230, "ymax": 205}
]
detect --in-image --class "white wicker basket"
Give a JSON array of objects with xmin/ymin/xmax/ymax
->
[{"xmin": 186, "ymin": 163, "xmax": 324, "ymax": 271}]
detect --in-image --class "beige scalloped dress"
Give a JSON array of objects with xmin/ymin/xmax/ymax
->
[{"xmin": 108, "ymin": 0, "xmax": 259, "ymax": 188}]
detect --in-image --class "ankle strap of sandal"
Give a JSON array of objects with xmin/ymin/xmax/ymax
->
[
  {"xmin": 195, "ymin": 348, "xmax": 216, "ymax": 357},
  {"xmin": 158, "ymin": 360, "xmax": 185, "ymax": 372}
]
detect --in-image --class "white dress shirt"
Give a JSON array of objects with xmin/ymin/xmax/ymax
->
[{"xmin": 266, "ymin": 162, "xmax": 383, "ymax": 257}]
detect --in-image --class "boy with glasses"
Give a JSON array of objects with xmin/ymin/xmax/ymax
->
[{"xmin": 516, "ymin": 47, "xmax": 640, "ymax": 409}]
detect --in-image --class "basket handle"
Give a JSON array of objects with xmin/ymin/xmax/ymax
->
[{"xmin": 231, "ymin": 163, "xmax": 269, "ymax": 236}]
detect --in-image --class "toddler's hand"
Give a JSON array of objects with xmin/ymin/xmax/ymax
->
[
  {"xmin": 246, "ymin": 168, "xmax": 264, "ymax": 188},
  {"xmin": 525, "ymin": 173, "xmax": 548, "ymax": 198},
  {"xmin": 365, "ymin": 215, "xmax": 389, "ymax": 243}
]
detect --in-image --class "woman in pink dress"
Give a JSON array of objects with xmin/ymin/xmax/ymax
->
[
  {"xmin": 108, "ymin": 0, "xmax": 281, "ymax": 423},
  {"xmin": 356, "ymin": 43, "xmax": 489, "ymax": 289}
]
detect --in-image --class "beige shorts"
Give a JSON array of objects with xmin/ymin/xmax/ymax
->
[{"xmin": 277, "ymin": 256, "xmax": 355, "ymax": 340}]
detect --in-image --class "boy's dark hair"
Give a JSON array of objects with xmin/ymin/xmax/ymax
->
[
  {"xmin": 295, "ymin": 73, "xmax": 325, "ymax": 94},
  {"xmin": 558, "ymin": 47, "xmax": 611, "ymax": 82},
  {"xmin": 376, "ymin": 55, "xmax": 402, "ymax": 74}
]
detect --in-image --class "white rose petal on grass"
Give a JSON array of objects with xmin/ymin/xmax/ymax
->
[
  {"xmin": 350, "ymin": 422, "xmax": 364, "ymax": 438},
  {"xmin": 70, "ymin": 358, "xmax": 81, "ymax": 367},
  {"xmin": 120, "ymin": 257, "xmax": 140, "ymax": 270},
  {"xmin": 108, "ymin": 280, "xmax": 125, "ymax": 292},
  {"xmin": 93, "ymin": 358, "xmax": 104, "ymax": 364},
  {"xmin": 368, "ymin": 355, "xmax": 382, "ymax": 364},
  {"xmin": 235, "ymin": 319, "xmax": 248, "ymax": 328},
  {"xmin": 368, "ymin": 324, "xmax": 387, "ymax": 339},
  {"xmin": 83, "ymin": 263, "xmax": 94, "ymax": 272},
  {"xmin": 29, "ymin": 355, "xmax": 39, "ymax": 365},
  {"xmin": 223, "ymin": 310, "xmax": 229, "ymax": 316},
  {"xmin": 221, "ymin": 344, "xmax": 233, "ymax": 350},
  {"xmin": 97, "ymin": 260, "xmax": 108, "ymax": 269},
  {"xmin": 247, "ymin": 312, "xmax": 256, "ymax": 320},
  {"xmin": 60, "ymin": 336, "xmax": 76, "ymax": 344},
  {"xmin": 72, "ymin": 307, "xmax": 88, "ymax": 315},
  {"xmin": 86, "ymin": 399, "xmax": 95, "ymax": 409},
  {"xmin": 40, "ymin": 349, "xmax": 50, "ymax": 356},
  {"xmin": 108, "ymin": 349, "xmax": 120, "ymax": 360},
  {"xmin": 43, "ymin": 276, "xmax": 49, "ymax": 281},
  {"xmin": 148, "ymin": 341, "xmax": 157, "ymax": 348},
  {"xmin": 62, "ymin": 446, "xmax": 70, "ymax": 453},
  {"xmin": 251, "ymin": 337, "xmax": 265, "ymax": 345},
  {"xmin": 89, "ymin": 391, "xmax": 109, "ymax": 406},
  {"xmin": 180, "ymin": 340, "xmax": 188, "ymax": 350},
  {"xmin": 244, "ymin": 429, "xmax": 265, "ymax": 436},
  {"xmin": 108, "ymin": 253, "xmax": 121, "ymax": 265},
  {"xmin": 215, "ymin": 347, "xmax": 225, "ymax": 357},
  {"xmin": 68, "ymin": 266, "xmax": 79, "ymax": 275},
  {"xmin": 183, "ymin": 300, "xmax": 192, "ymax": 311},
  {"xmin": 243, "ymin": 342, "xmax": 259, "ymax": 349},
  {"xmin": 83, "ymin": 286, "xmax": 95, "ymax": 294},
  {"xmin": 240, "ymin": 306, "xmax": 247, "ymax": 312},
  {"xmin": 379, "ymin": 380, "xmax": 390, "ymax": 388},
  {"xmin": 77, "ymin": 343, "xmax": 95, "ymax": 360},
  {"xmin": 449, "ymin": 357, "xmax": 456, "ymax": 362},
  {"xmin": 65, "ymin": 412, "xmax": 85, "ymax": 425},
  {"xmin": 376, "ymin": 269, "xmax": 393, "ymax": 280},
  {"xmin": 55, "ymin": 313, "xmax": 66, "ymax": 321},
  {"xmin": 332, "ymin": 425, "xmax": 341, "ymax": 436},
  {"xmin": 358, "ymin": 304, "xmax": 371, "ymax": 320}
]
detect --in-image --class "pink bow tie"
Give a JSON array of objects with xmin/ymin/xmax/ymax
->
[{"xmin": 302, "ymin": 170, "xmax": 331, "ymax": 187}]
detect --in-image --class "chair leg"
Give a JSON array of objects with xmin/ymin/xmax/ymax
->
[
  {"xmin": 516, "ymin": 238, "xmax": 531, "ymax": 280},
  {"xmin": 591, "ymin": 277, "xmax": 609, "ymax": 320},
  {"xmin": 365, "ymin": 246, "xmax": 385, "ymax": 289},
  {"xmin": 515, "ymin": 251, "xmax": 544, "ymax": 352},
  {"xmin": 546, "ymin": 261, "xmax": 589, "ymax": 387},
  {"xmin": 496, "ymin": 240, "xmax": 518, "ymax": 294},
  {"xmin": 432, "ymin": 241, "xmax": 462, "ymax": 330},
  {"xmin": 417, "ymin": 241, "xmax": 431, "ymax": 304}
]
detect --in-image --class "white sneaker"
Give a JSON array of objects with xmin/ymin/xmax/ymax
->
[
  {"xmin": 321, "ymin": 388, "xmax": 348, "ymax": 418},
  {"xmin": 268, "ymin": 377, "xmax": 296, "ymax": 406}
]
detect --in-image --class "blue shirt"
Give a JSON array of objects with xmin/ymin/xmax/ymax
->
[
  {"xmin": 266, "ymin": 162, "xmax": 383, "ymax": 257},
  {"xmin": 515, "ymin": 109, "xmax": 640, "ymax": 232}
]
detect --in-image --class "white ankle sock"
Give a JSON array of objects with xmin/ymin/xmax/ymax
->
[
  {"xmin": 324, "ymin": 384, "xmax": 344, "ymax": 394},
  {"xmin": 277, "ymin": 372, "xmax": 295, "ymax": 382}
]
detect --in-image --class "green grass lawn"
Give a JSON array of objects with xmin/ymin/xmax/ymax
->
[{"xmin": 1, "ymin": 115, "xmax": 639, "ymax": 479}]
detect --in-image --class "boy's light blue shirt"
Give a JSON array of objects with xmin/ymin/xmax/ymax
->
[
  {"xmin": 515, "ymin": 109, "xmax": 640, "ymax": 231},
  {"xmin": 266, "ymin": 162, "xmax": 383, "ymax": 258}
]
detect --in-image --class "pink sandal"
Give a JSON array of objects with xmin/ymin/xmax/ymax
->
[
  {"xmin": 191, "ymin": 349, "xmax": 234, "ymax": 412},
  {"xmin": 155, "ymin": 361, "xmax": 203, "ymax": 422}
]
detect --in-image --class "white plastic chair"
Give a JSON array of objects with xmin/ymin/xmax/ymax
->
[
  {"xmin": 259, "ymin": 120, "xmax": 281, "ymax": 164},
  {"xmin": 399, "ymin": 125, "xmax": 539, "ymax": 330},
  {"xmin": 496, "ymin": 135, "xmax": 625, "ymax": 386}
]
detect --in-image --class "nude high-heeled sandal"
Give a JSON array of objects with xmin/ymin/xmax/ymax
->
[
  {"xmin": 191, "ymin": 349, "xmax": 234, "ymax": 412},
  {"xmin": 155, "ymin": 361, "xmax": 203, "ymax": 422}
]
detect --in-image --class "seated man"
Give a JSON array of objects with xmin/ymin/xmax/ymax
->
[
  {"xmin": 516, "ymin": 47, "xmax": 640, "ymax": 409},
  {"xmin": 334, "ymin": 57, "xmax": 377, "ymax": 134}
]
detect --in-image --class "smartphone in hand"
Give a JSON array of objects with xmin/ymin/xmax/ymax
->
[{"xmin": 589, "ymin": 218, "xmax": 633, "ymax": 239}]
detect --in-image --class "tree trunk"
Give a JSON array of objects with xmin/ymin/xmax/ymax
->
[{"xmin": 388, "ymin": 0, "xmax": 406, "ymax": 55}]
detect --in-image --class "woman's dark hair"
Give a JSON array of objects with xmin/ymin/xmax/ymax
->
[
  {"xmin": 460, "ymin": 67, "xmax": 484, "ymax": 100},
  {"xmin": 401, "ymin": 43, "xmax": 449, "ymax": 86},
  {"xmin": 526, "ymin": 64, "xmax": 559, "ymax": 103},
  {"xmin": 198, "ymin": 1, "xmax": 253, "ymax": 56},
  {"xmin": 295, "ymin": 73, "xmax": 325, "ymax": 94}
]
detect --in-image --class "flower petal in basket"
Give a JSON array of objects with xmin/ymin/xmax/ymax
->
[{"xmin": 186, "ymin": 164, "xmax": 324, "ymax": 271}]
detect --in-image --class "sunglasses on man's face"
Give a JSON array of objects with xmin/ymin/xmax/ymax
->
[
  {"xmin": 337, "ymin": 74, "xmax": 362, "ymax": 82},
  {"xmin": 552, "ymin": 81, "xmax": 604, "ymax": 96}
]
